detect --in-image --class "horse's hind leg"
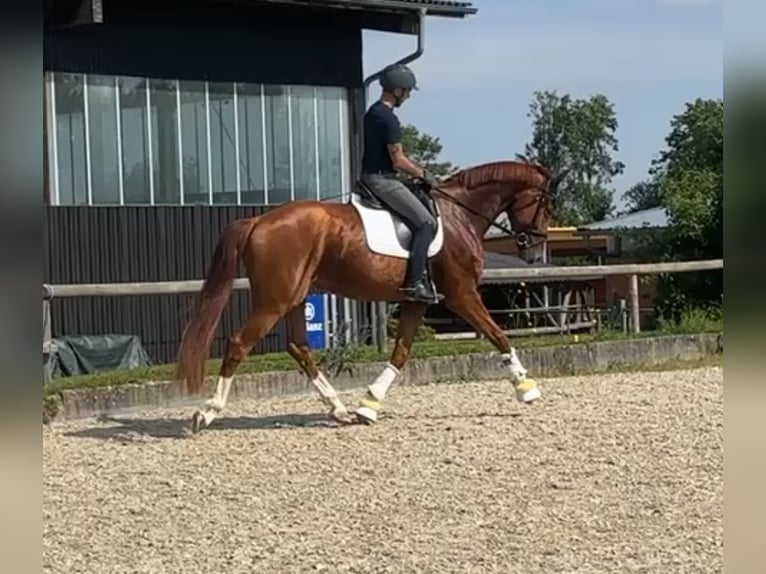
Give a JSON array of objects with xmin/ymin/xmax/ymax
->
[
  {"xmin": 285, "ymin": 302, "xmax": 353, "ymax": 424},
  {"xmin": 355, "ymin": 302, "xmax": 428, "ymax": 424},
  {"xmin": 191, "ymin": 308, "xmax": 283, "ymax": 433}
]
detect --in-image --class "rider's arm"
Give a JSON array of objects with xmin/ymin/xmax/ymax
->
[
  {"xmin": 388, "ymin": 143, "xmax": 426, "ymax": 178},
  {"xmin": 383, "ymin": 112, "xmax": 426, "ymax": 178}
]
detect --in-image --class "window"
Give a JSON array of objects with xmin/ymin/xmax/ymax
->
[
  {"xmin": 290, "ymin": 85, "xmax": 317, "ymax": 201},
  {"xmin": 236, "ymin": 82, "xmax": 265, "ymax": 205},
  {"xmin": 119, "ymin": 76, "xmax": 151, "ymax": 204},
  {"xmin": 86, "ymin": 75, "xmax": 121, "ymax": 204},
  {"xmin": 149, "ymin": 79, "xmax": 181, "ymax": 205},
  {"xmin": 52, "ymin": 73, "xmax": 88, "ymax": 205},
  {"xmin": 208, "ymin": 82, "xmax": 238, "ymax": 205},
  {"xmin": 45, "ymin": 72, "xmax": 349, "ymax": 206},
  {"xmin": 316, "ymin": 87, "xmax": 343, "ymax": 201}
]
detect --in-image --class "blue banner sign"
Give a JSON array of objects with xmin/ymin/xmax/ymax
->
[{"xmin": 304, "ymin": 294, "xmax": 327, "ymax": 350}]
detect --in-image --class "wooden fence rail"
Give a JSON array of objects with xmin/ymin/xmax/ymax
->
[
  {"xmin": 42, "ymin": 259, "xmax": 722, "ymax": 344},
  {"xmin": 479, "ymin": 258, "xmax": 723, "ymax": 283},
  {"xmin": 42, "ymin": 259, "xmax": 723, "ymax": 299}
]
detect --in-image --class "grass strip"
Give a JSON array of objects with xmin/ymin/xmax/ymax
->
[{"xmin": 44, "ymin": 325, "xmax": 721, "ymax": 397}]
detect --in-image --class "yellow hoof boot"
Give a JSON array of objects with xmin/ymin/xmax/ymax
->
[
  {"xmin": 355, "ymin": 395, "xmax": 381, "ymax": 424},
  {"xmin": 515, "ymin": 378, "xmax": 542, "ymax": 403}
]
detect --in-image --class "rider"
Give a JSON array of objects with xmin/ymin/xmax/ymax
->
[{"xmin": 361, "ymin": 63, "xmax": 440, "ymax": 304}]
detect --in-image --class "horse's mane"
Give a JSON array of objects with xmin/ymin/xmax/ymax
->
[{"xmin": 443, "ymin": 158, "xmax": 552, "ymax": 190}]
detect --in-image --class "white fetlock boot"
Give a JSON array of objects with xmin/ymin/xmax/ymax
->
[
  {"xmin": 501, "ymin": 349, "xmax": 542, "ymax": 403},
  {"xmin": 310, "ymin": 372, "xmax": 353, "ymax": 423},
  {"xmin": 355, "ymin": 363, "xmax": 400, "ymax": 424}
]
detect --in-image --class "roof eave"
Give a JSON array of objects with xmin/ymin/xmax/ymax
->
[
  {"xmin": 264, "ymin": 0, "xmax": 477, "ymax": 19},
  {"xmin": 240, "ymin": 0, "xmax": 476, "ymax": 33},
  {"xmin": 317, "ymin": 0, "xmax": 476, "ymax": 17}
]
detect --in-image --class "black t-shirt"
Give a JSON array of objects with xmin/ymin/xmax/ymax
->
[{"xmin": 362, "ymin": 100, "xmax": 401, "ymax": 174}]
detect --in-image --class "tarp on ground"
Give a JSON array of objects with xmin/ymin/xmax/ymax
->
[{"xmin": 45, "ymin": 334, "xmax": 152, "ymax": 379}]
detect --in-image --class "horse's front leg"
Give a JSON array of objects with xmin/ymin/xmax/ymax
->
[
  {"xmin": 446, "ymin": 289, "xmax": 541, "ymax": 404},
  {"xmin": 355, "ymin": 302, "xmax": 428, "ymax": 424}
]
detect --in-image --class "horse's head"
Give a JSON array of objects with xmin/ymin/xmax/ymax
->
[
  {"xmin": 437, "ymin": 157, "xmax": 568, "ymax": 260},
  {"xmin": 504, "ymin": 156, "xmax": 568, "ymax": 255}
]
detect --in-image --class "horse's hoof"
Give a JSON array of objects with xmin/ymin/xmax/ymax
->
[
  {"xmin": 515, "ymin": 379, "xmax": 542, "ymax": 404},
  {"xmin": 355, "ymin": 405, "xmax": 378, "ymax": 425},
  {"xmin": 191, "ymin": 411, "xmax": 208, "ymax": 434}
]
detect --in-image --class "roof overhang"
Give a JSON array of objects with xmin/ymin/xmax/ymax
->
[
  {"xmin": 266, "ymin": 0, "xmax": 477, "ymax": 18},
  {"xmin": 252, "ymin": 0, "xmax": 477, "ymax": 33},
  {"xmin": 45, "ymin": 0, "xmax": 476, "ymax": 34},
  {"xmin": 575, "ymin": 207, "xmax": 670, "ymax": 236}
]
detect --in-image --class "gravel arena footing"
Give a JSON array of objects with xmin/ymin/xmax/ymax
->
[{"xmin": 43, "ymin": 367, "xmax": 723, "ymax": 574}]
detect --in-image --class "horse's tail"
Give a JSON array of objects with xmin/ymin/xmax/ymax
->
[{"xmin": 175, "ymin": 217, "xmax": 256, "ymax": 395}]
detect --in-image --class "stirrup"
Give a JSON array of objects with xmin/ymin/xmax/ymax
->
[{"xmin": 398, "ymin": 280, "xmax": 443, "ymax": 304}]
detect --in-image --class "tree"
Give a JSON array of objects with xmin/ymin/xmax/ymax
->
[
  {"xmin": 400, "ymin": 124, "xmax": 458, "ymax": 178},
  {"xmin": 524, "ymin": 90, "xmax": 625, "ymax": 226},
  {"xmin": 651, "ymin": 98, "xmax": 723, "ymax": 244},
  {"xmin": 649, "ymin": 98, "xmax": 723, "ymax": 318},
  {"xmin": 621, "ymin": 180, "xmax": 663, "ymax": 213}
]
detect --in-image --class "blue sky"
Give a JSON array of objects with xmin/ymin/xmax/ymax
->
[{"xmin": 361, "ymin": 0, "xmax": 722, "ymax": 209}]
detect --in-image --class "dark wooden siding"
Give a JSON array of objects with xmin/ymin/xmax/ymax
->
[
  {"xmin": 43, "ymin": 205, "xmax": 289, "ymax": 364},
  {"xmin": 44, "ymin": 0, "xmax": 364, "ymax": 88}
]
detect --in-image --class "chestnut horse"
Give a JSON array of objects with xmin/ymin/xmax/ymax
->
[{"xmin": 175, "ymin": 158, "xmax": 567, "ymax": 433}]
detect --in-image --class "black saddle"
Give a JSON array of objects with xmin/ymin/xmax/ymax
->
[{"xmin": 353, "ymin": 178, "xmax": 439, "ymax": 220}]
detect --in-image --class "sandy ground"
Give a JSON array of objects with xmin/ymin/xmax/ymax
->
[{"xmin": 43, "ymin": 367, "xmax": 723, "ymax": 574}]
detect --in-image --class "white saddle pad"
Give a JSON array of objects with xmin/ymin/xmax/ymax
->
[{"xmin": 349, "ymin": 190, "xmax": 444, "ymax": 259}]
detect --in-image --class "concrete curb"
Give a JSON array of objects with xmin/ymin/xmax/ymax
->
[{"xmin": 45, "ymin": 332, "xmax": 723, "ymax": 423}]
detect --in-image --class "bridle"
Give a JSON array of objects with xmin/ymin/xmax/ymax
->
[{"xmin": 426, "ymin": 178, "xmax": 553, "ymax": 250}]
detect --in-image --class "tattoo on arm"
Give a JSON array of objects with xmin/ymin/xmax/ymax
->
[{"xmin": 388, "ymin": 143, "xmax": 424, "ymax": 177}]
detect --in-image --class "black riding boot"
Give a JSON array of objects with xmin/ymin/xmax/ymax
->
[{"xmin": 400, "ymin": 225, "xmax": 440, "ymax": 303}]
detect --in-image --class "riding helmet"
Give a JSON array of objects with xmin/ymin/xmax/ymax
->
[{"xmin": 380, "ymin": 64, "xmax": 419, "ymax": 92}]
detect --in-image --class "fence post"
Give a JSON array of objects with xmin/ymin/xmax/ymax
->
[
  {"xmin": 618, "ymin": 299, "xmax": 627, "ymax": 333},
  {"xmin": 629, "ymin": 273, "xmax": 640, "ymax": 334},
  {"xmin": 43, "ymin": 298, "xmax": 52, "ymax": 382}
]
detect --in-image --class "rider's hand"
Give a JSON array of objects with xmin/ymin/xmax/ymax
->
[{"xmin": 420, "ymin": 169, "xmax": 437, "ymax": 190}]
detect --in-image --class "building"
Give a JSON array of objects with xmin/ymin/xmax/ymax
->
[
  {"xmin": 576, "ymin": 206, "xmax": 672, "ymax": 320},
  {"xmin": 576, "ymin": 206, "xmax": 669, "ymax": 254},
  {"xmin": 43, "ymin": 0, "xmax": 477, "ymax": 365},
  {"xmin": 476, "ymin": 207, "xmax": 672, "ymax": 334},
  {"xmin": 484, "ymin": 226, "xmax": 614, "ymax": 259}
]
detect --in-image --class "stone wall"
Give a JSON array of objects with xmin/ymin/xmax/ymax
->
[{"xmin": 47, "ymin": 333, "xmax": 723, "ymax": 422}]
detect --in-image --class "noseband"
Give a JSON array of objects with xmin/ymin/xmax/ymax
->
[{"xmin": 513, "ymin": 186, "xmax": 552, "ymax": 250}]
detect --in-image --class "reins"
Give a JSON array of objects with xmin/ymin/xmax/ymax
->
[
  {"xmin": 428, "ymin": 183, "xmax": 549, "ymax": 249},
  {"xmin": 316, "ymin": 173, "xmax": 552, "ymax": 249}
]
